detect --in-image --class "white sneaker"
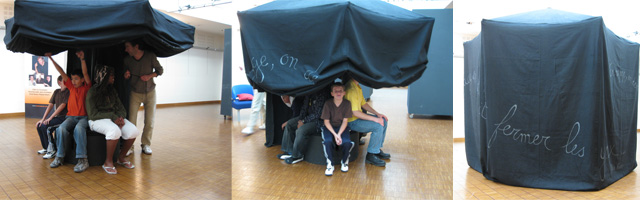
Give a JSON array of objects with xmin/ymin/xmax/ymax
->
[
  {"xmin": 241, "ymin": 127, "xmax": 255, "ymax": 134},
  {"xmin": 37, "ymin": 149, "xmax": 46, "ymax": 154},
  {"xmin": 341, "ymin": 163, "xmax": 348, "ymax": 172},
  {"xmin": 325, "ymin": 164, "xmax": 334, "ymax": 176},
  {"xmin": 43, "ymin": 151, "xmax": 56, "ymax": 159},
  {"xmin": 126, "ymin": 148, "xmax": 134, "ymax": 157},
  {"xmin": 258, "ymin": 124, "xmax": 266, "ymax": 130},
  {"xmin": 142, "ymin": 145, "xmax": 152, "ymax": 155}
]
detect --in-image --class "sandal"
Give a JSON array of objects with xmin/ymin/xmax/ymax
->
[
  {"xmin": 116, "ymin": 160, "xmax": 135, "ymax": 169},
  {"xmin": 102, "ymin": 165, "xmax": 117, "ymax": 175}
]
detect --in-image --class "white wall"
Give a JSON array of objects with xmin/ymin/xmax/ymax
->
[{"xmin": 0, "ymin": 29, "xmax": 224, "ymax": 114}]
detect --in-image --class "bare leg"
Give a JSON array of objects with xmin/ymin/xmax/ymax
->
[
  {"xmin": 105, "ymin": 139, "xmax": 119, "ymax": 167},
  {"xmin": 118, "ymin": 138, "xmax": 136, "ymax": 162}
]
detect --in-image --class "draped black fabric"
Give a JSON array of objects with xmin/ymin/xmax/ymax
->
[
  {"xmin": 237, "ymin": 0, "xmax": 434, "ymax": 96},
  {"xmin": 464, "ymin": 9, "xmax": 639, "ymax": 190},
  {"xmin": 4, "ymin": 0, "xmax": 194, "ymax": 57}
]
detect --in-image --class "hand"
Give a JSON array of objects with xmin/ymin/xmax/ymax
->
[
  {"xmin": 76, "ymin": 51, "xmax": 84, "ymax": 60},
  {"xmin": 115, "ymin": 117, "xmax": 125, "ymax": 128},
  {"xmin": 376, "ymin": 117, "xmax": 385, "ymax": 127},
  {"xmin": 334, "ymin": 135, "xmax": 342, "ymax": 146},
  {"xmin": 43, "ymin": 118, "xmax": 51, "ymax": 125},
  {"xmin": 36, "ymin": 120, "xmax": 43, "ymax": 127},
  {"xmin": 124, "ymin": 70, "xmax": 131, "ymax": 79},
  {"xmin": 379, "ymin": 114, "xmax": 388, "ymax": 122},
  {"xmin": 281, "ymin": 122, "xmax": 287, "ymax": 130},
  {"xmin": 297, "ymin": 120, "xmax": 303, "ymax": 129},
  {"xmin": 44, "ymin": 52, "xmax": 52, "ymax": 57},
  {"xmin": 140, "ymin": 74, "xmax": 152, "ymax": 81}
]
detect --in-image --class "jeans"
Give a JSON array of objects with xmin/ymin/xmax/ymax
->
[
  {"xmin": 348, "ymin": 114, "xmax": 388, "ymax": 154},
  {"xmin": 321, "ymin": 125, "xmax": 353, "ymax": 165},
  {"xmin": 280, "ymin": 117, "xmax": 299, "ymax": 154},
  {"xmin": 129, "ymin": 89, "xmax": 156, "ymax": 147},
  {"xmin": 36, "ymin": 115, "xmax": 65, "ymax": 149},
  {"xmin": 56, "ymin": 116, "xmax": 88, "ymax": 158},
  {"xmin": 281, "ymin": 118, "xmax": 319, "ymax": 158}
]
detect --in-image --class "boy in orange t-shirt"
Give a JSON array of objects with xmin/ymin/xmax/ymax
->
[{"xmin": 47, "ymin": 51, "xmax": 92, "ymax": 173}]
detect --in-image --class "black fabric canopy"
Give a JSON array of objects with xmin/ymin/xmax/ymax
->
[
  {"xmin": 238, "ymin": 0, "xmax": 434, "ymax": 96},
  {"xmin": 4, "ymin": 0, "xmax": 194, "ymax": 57},
  {"xmin": 464, "ymin": 9, "xmax": 639, "ymax": 190}
]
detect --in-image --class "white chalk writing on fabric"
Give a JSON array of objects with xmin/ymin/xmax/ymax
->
[
  {"xmin": 609, "ymin": 69, "xmax": 637, "ymax": 89},
  {"xmin": 561, "ymin": 122, "xmax": 585, "ymax": 157},
  {"xmin": 488, "ymin": 104, "xmax": 551, "ymax": 150},
  {"xmin": 304, "ymin": 60, "xmax": 324, "ymax": 82},
  {"xmin": 280, "ymin": 54, "xmax": 299, "ymax": 70},
  {"xmin": 249, "ymin": 56, "xmax": 274, "ymax": 83}
]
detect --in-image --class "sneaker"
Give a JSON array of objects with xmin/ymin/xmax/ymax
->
[
  {"xmin": 258, "ymin": 124, "xmax": 266, "ymax": 130},
  {"xmin": 126, "ymin": 148, "xmax": 134, "ymax": 157},
  {"xmin": 277, "ymin": 153, "xmax": 292, "ymax": 160},
  {"xmin": 50, "ymin": 157, "xmax": 64, "ymax": 168},
  {"xmin": 37, "ymin": 149, "xmax": 46, "ymax": 154},
  {"xmin": 325, "ymin": 165, "xmax": 334, "ymax": 176},
  {"xmin": 241, "ymin": 127, "xmax": 255, "ymax": 134},
  {"xmin": 43, "ymin": 151, "xmax": 56, "ymax": 159},
  {"xmin": 284, "ymin": 156, "xmax": 303, "ymax": 164},
  {"xmin": 142, "ymin": 145, "xmax": 152, "ymax": 155},
  {"xmin": 375, "ymin": 150, "xmax": 391, "ymax": 159},
  {"xmin": 341, "ymin": 163, "xmax": 349, "ymax": 172},
  {"xmin": 74, "ymin": 158, "xmax": 89, "ymax": 173},
  {"xmin": 365, "ymin": 153, "xmax": 386, "ymax": 167}
]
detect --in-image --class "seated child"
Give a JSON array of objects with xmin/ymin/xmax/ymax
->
[
  {"xmin": 47, "ymin": 51, "xmax": 92, "ymax": 173},
  {"xmin": 36, "ymin": 75, "xmax": 69, "ymax": 159},
  {"xmin": 86, "ymin": 65, "xmax": 139, "ymax": 175},
  {"xmin": 320, "ymin": 82, "xmax": 353, "ymax": 176}
]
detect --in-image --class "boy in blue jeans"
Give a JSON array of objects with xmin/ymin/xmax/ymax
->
[
  {"xmin": 47, "ymin": 51, "xmax": 92, "ymax": 173},
  {"xmin": 320, "ymin": 82, "xmax": 353, "ymax": 176}
]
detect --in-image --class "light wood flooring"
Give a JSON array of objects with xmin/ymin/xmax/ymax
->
[
  {"xmin": 0, "ymin": 104, "xmax": 231, "ymax": 199},
  {"xmin": 231, "ymin": 88, "xmax": 453, "ymax": 199},
  {"xmin": 454, "ymin": 138, "xmax": 640, "ymax": 200}
]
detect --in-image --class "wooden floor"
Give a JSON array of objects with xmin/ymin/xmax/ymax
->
[
  {"xmin": 453, "ymin": 139, "xmax": 640, "ymax": 200},
  {"xmin": 231, "ymin": 88, "xmax": 453, "ymax": 199},
  {"xmin": 0, "ymin": 104, "xmax": 231, "ymax": 199}
]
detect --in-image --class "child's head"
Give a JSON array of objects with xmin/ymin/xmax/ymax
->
[
  {"xmin": 330, "ymin": 83, "xmax": 345, "ymax": 100},
  {"xmin": 57, "ymin": 76, "xmax": 66, "ymax": 89},
  {"xmin": 69, "ymin": 69, "xmax": 85, "ymax": 88},
  {"xmin": 37, "ymin": 56, "xmax": 45, "ymax": 66}
]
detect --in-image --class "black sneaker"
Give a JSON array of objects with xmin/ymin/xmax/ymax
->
[
  {"xmin": 375, "ymin": 150, "xmax": 391, "ymax": 159},
  {"xmin": 366, "ymin": 153, "xmax": 386, "ymax": 167},
  {"xmin": 277, "ymin": 153, "xmax": 292, "ymax": 160},
  {"xmin": 285, "ymin": 156, "xmax": 303, "ymax": 164}
]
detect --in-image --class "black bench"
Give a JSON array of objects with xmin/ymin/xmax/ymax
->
[
  {"xmin": 303, "ymin": 131, "xmax": 360, "ymax": 165},
  {"xmin": 56, "ymin": 129, "xmax": 120, "ymax": 166}
]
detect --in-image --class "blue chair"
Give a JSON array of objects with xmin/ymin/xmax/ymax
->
[{"xmin": 231, "ymin": 84, "xmax": 254, "ymax": 121}]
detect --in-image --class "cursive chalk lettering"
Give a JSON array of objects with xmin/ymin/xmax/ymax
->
[
  {"xmin": 488, "ymin": 104, "xmax": 551, "ymax": 150},
  {"xmin": 561, "ymin": 122, "xmax": 585, "ymax": 157}
]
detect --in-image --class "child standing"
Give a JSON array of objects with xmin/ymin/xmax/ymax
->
[
  {"xmin": 47, "ymin": 51, "xmax": 92, "ymax": 173},
  {"xmin": 36, "ymin": 75, "xmax": 69, "ymax": 159},
  {"xmin": 320, "ymin": 82, "xmax": 353, "ymax": 176}
]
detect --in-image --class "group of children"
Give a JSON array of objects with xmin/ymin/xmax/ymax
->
[{"xmin": 35, "ymin": 51, "xmax": 138, "ymax": 175}]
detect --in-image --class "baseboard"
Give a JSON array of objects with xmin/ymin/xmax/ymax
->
[
  {"xmin": 143, "ymin": 100, "xmax": 220, "ymax": 110},
  {"xmin": 453, "ymin": 137, "xmax": 465, "ymax": 143},
  {"xmin": 0, "ymin": 112, "xmax": 25, "ymax": 118}
]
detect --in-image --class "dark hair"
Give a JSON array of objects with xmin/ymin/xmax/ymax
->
[
  {"xmin": 70, "ymin": 69, "xmax": 84, "ymax": 78},
  {"xmin": 57, "ymin": 75, "xmax": 63, "ymax": 82},
  {"xmin": 330, "ymin": 82, "xmax": 344, "ymax": 90},
  {"xmin": 127, "ymin": 39, "xmax": 145, "ymax": 50}
]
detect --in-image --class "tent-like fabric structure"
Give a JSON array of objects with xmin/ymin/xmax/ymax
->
[
  {"xmin": 4, "ymin": 0, "xmax": 194, "ymax": 57},
  {"xmin": 464, "ymin": 9, "xmax": 639, "ymax": 190},
  {"xmin": 237, "ymin": 0, "xmax": 434, "ymax": 96}
]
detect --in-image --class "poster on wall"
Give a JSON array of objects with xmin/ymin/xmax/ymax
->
[{"xmin": 25, "ymin": 55, "xmax": 54, "ymax": 118}]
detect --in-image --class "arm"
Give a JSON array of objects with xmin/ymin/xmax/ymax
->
[
  {"xmin": 76, "ymin": 51, "xmax": 91, "ymax": 86},
  {"xmin": 336, "ymin": 118, "xmax": 349, "ymax": 136},
  {"xmin": 46, "ymin": 53, "xmax": 68, "ymax": 81},
  {"xmin": 362, "ymin": 103, "xmax": 387, "ymax": 121},
  {"xmin": 36, "ymin": 103, "xmax": 54, "ymax": 127},
  {"xmin": 141, "ymin": 54, "xmax": 163, "ymax": 81},
  {"xmin": 44, "ymin": 103, "xmax": 67, "ymax": 125}
]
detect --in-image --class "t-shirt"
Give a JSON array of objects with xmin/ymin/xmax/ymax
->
[
  {"xmin": 64, "ymin": 78, "xmax": 92, "ymax": 116},
  {"xmin": 321, "ymin": 99, "xmax": 352, "ymax": 128},
  {"xmin": 49, "ymin": 88, "xmax": 70, "ymax": 117},
  {"xmin": 124, "ymin": 51, "xmax": 163, "ymax": 93},
  {"xmin": 344, "ymin": 80, "xmax": 367, "ymax": 122}
]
